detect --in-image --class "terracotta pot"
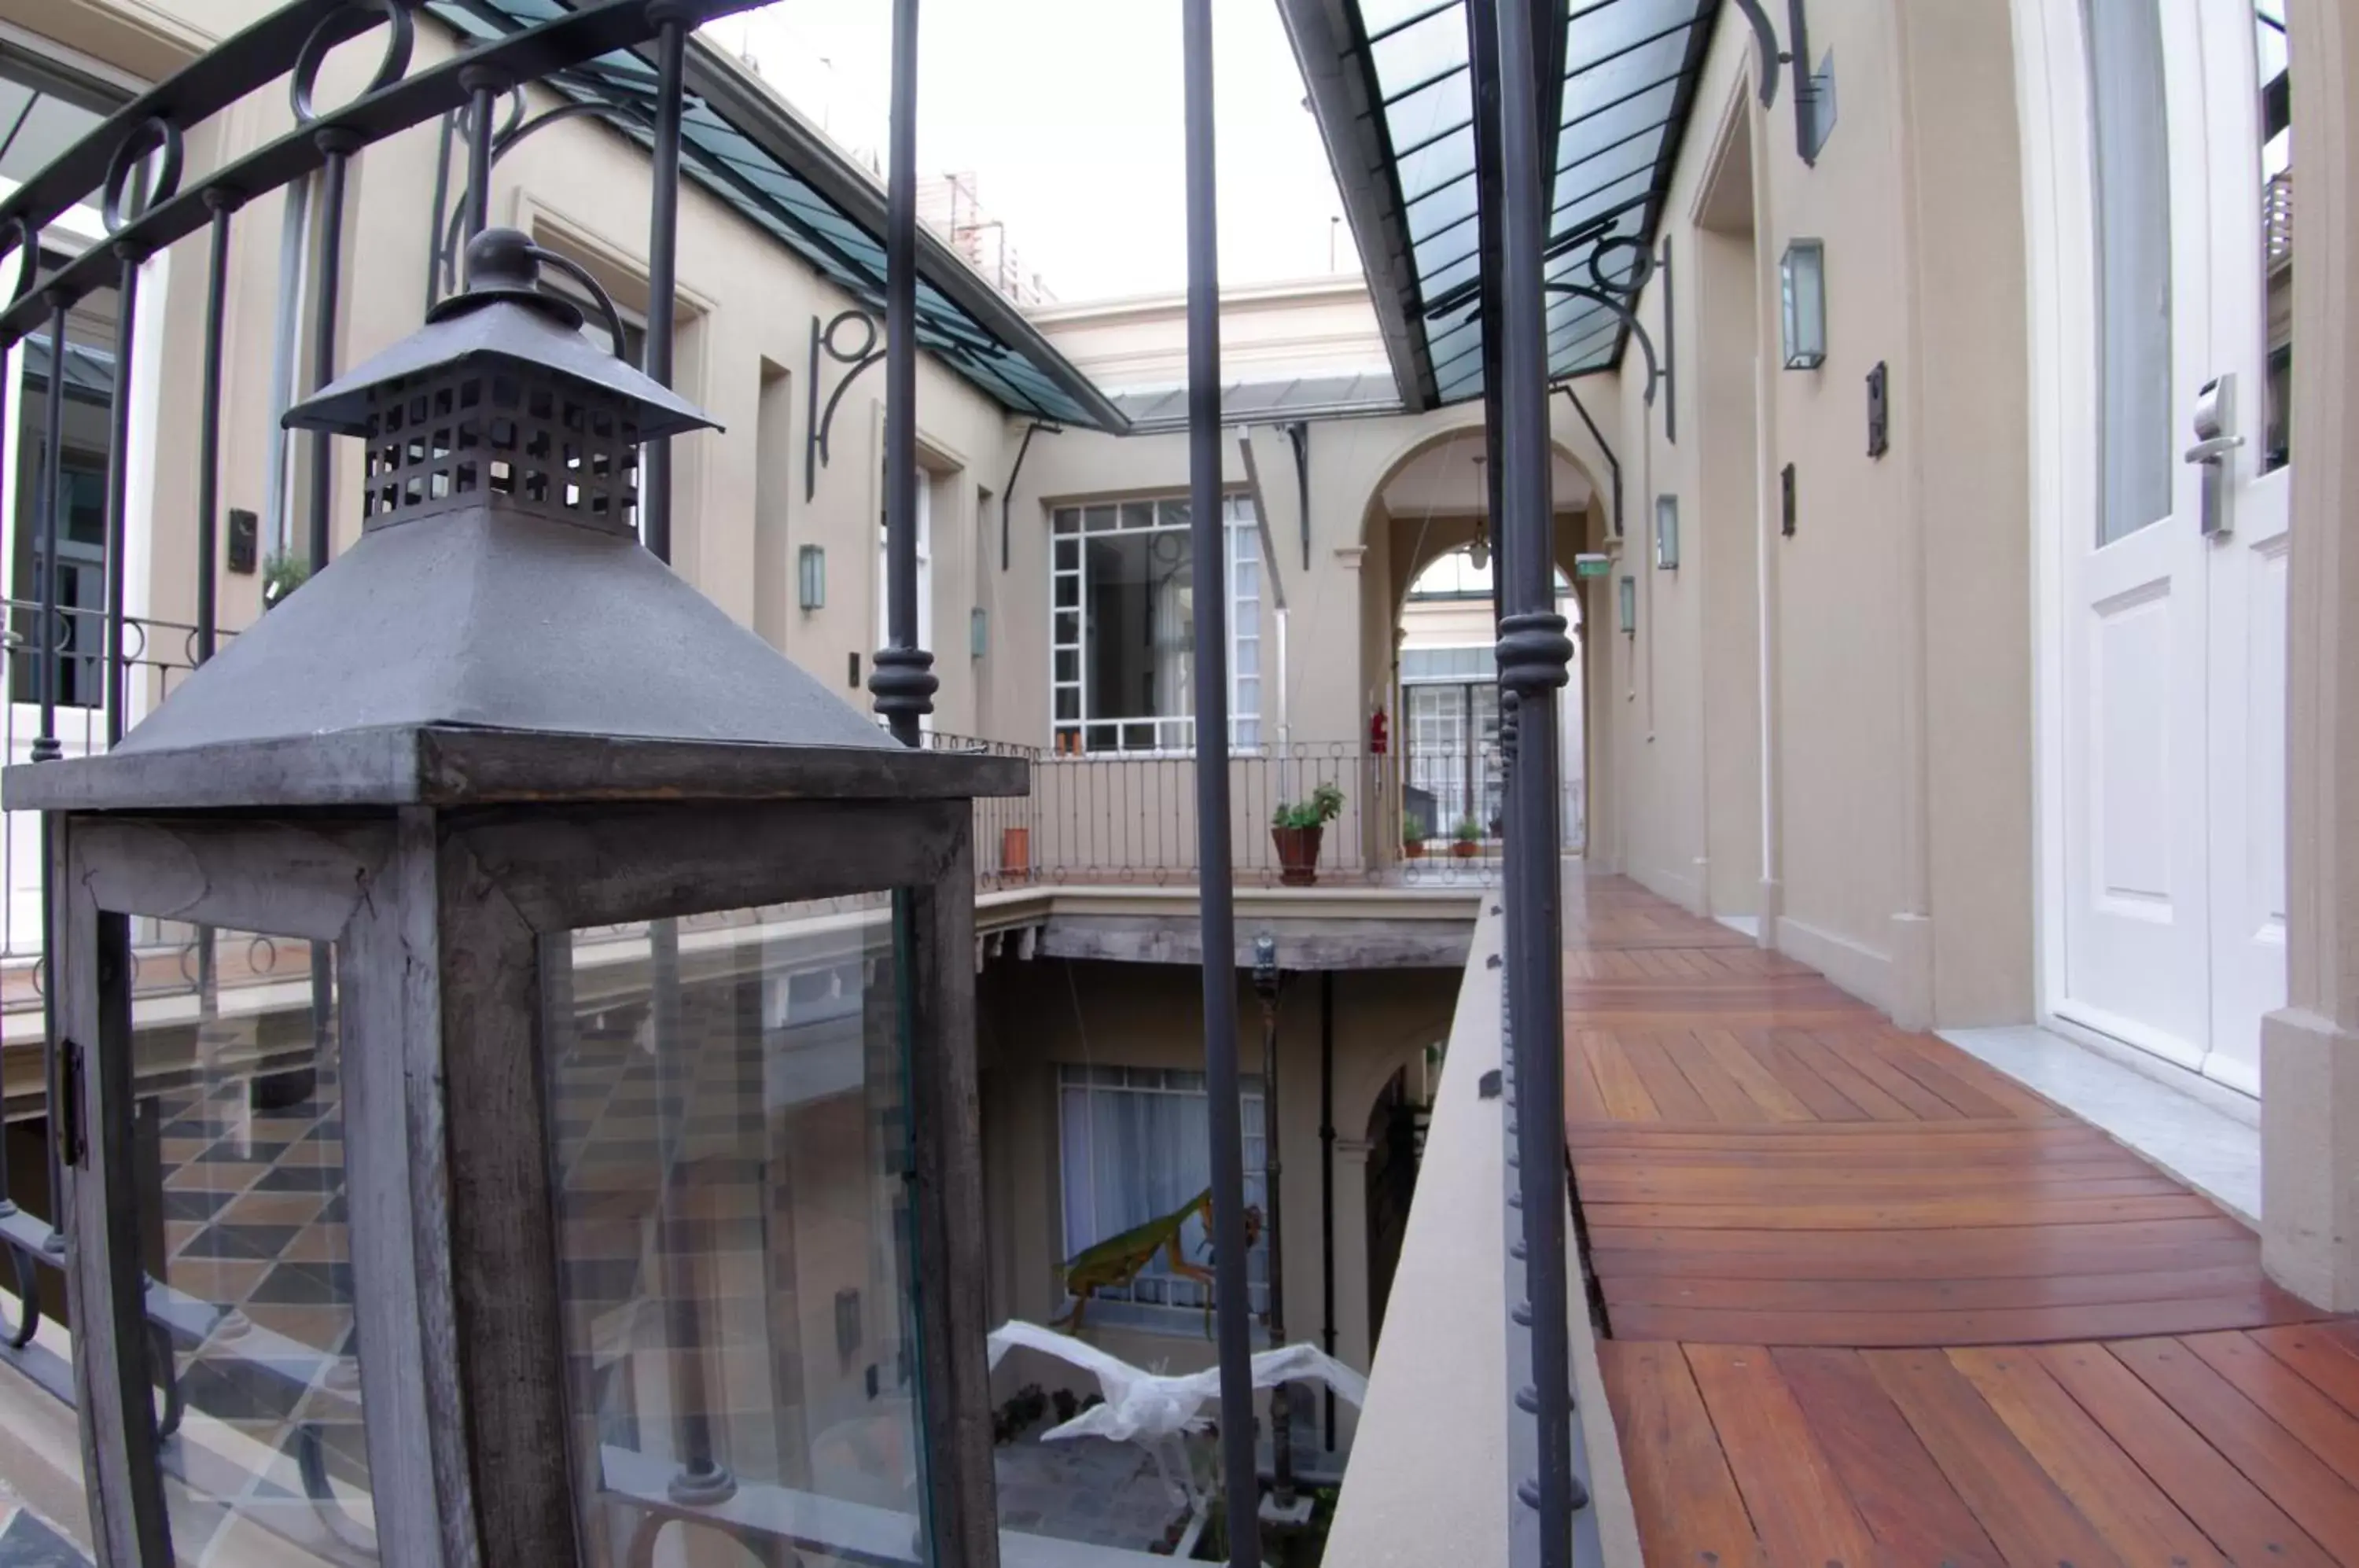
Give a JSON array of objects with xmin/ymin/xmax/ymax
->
[
  {"xmin": 1451, "ymin": 839, "xmax": 1481, "ymax": 859},
  {"xmin": 1403, "ymin": 839, "xmax": 1425, "ymax": 859},
  {"xmin": 1001, "ymin": 826, "xmax": 1031, "ymax": 878},
  {"xmin": 1273, "ymin": 823, "xmax": 1323, "ymax": 886}
]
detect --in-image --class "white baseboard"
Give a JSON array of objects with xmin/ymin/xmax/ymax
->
[
  {"xmin": 1629, "ymin": 862, "xmax": 1700, "ymax": 913},
  {"xmin": 1774, "ymin": 915, "xmax": 1892, "ymax": 1012}
]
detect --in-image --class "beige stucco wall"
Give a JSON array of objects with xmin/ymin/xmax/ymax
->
[
  {"xmin": 1590, "ymin": 1, "xmax": 2034, "ymax": 1025},
  {"xmin": 975, "ymin": 953, "xmax": 1460, "ymax": 1457}
]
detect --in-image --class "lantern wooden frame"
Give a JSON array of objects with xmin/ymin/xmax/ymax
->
[{"xmin": 24, "ymin": 731, "xmax": 1013, "ymax": 1568}]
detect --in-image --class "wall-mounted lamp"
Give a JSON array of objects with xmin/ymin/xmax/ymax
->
[
  {"xmin": 970, "ymin": 605, "xmax": 988, "ymax": 659},
  {"xmin": 797, "ymin": 543, "xmax": 826, "ymax": 611},
  {"xmin": 1780, "ymin": 238, "xmax": 1827, "ymax": 370},
  {"xmin": 1654, "ymin": 495, "xmax": 1680, "ymax": 572},
  {"xmin": 1618, "ymin": 574, "xmax": 1637, "ymax": 637},
  {"xmin": 1469, "ymin": 514, "xmax": 1491, "ymax": 572}
]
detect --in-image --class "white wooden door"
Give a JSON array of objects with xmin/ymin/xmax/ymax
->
[
  {"xmin": 2055, "ymin": 0, "xmax": 2287, "ymax": 1090},
  {"xmin": 2196, "ymin": 0, "xmax": 2291, "ymax": 1093}
]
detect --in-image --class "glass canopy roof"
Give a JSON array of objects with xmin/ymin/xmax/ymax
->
[
  {"xmin": 429, "ymin": 2, "xmax": 1123, "ymax": 431},
  {"xmin": 1345, "ymin": 0, "xmax": 1713, "ymax": 406}
]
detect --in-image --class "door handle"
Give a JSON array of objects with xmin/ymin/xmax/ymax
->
[{"xmin": 2188, "ymin": 374, "xmax": 2240, "ymax": 537}]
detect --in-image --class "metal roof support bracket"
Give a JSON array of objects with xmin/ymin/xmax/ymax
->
[
  {"xmin": 1728, "ymin": 0, "xmax": 1783, "ymax": 108},
  {"xmin": 805, "ymin": 307, "xmax": 885, "ymax": 504},
  {"xmin": 999, "ymin": 418, "xmax": 1060, "ymax": 572},
  {"xmin": 1554, "ymin": 381, "xmax": 1623, "ymax": 541}
]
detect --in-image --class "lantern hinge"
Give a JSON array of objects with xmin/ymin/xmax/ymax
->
[{"xmin": 57, "ymin": 1038, "xmax": 83, "ymax": 1169}]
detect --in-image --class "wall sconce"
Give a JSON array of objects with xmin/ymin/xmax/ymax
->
[
  {"xmin": 797, "ymin": 543, "xmax": 826, "ymax": 611},
  {"xmin": 1780, "ymin": 238, "xmax": 1827, "ymax": 370},
  {"xmin": 970, "ymin": 605, "xmax": 988, "ymax": 659},
  {"xmin": 1618, "ymin": 574, "xmax": 1637, "ymax": 637},
  {"xmin": 1654, "ymin": 495, "xmax": 1680, "ymax": 572}
]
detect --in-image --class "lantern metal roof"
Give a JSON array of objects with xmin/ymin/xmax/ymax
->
[{"xmin": 4, "ymin": 231, "xmax": 1022, "ymax": 815}]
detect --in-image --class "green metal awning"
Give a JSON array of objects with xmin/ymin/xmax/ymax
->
[
  {"xmin": 1283, "ymin": 0, "xmax": 1718, "ymax": 409},
  {"xmin": 429, "ymin": 2, "xmax": 1128, "ymax": 433}
]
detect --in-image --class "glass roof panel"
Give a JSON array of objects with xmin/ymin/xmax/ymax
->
[
  {"xmin": 1397, "ymin": 126, "xmax": 1477, "ymax": 206},
  {"xmin": 426, "ymin": 0, "xmax": 1110, "ymax": 428},
  {"xmin": 1382, "ymin": 65, "xmax": 1474, "ymax": 152},
  {"xmin": 1370, "ymin": 6, "xmax": 1470, "ymax": 98}
]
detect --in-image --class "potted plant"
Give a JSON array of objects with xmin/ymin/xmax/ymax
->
[
  {"xmin": 1402, "ymin": 818, "xmax": 1426, "ymax": 859},
  {"xmin": 1451, "ymin": 816, "xmax": 1484, "ymax": 859},
  {"xmin": 1271, "ymin": 782, "xmax": 1345, "ymax": 886}
]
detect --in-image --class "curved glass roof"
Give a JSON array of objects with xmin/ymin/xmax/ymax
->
[
  {"xmin": 429, "ymin": 2, "xmax": 1125, "ymax": 432},
  {"xmin": 1301, "ymin": 0, "xmax": 1716, "ymax": 407}
]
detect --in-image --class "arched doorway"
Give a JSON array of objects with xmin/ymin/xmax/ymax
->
[{"xmin": 1360, "ymin": 423, "xmax": 1602, "ymax": 865}]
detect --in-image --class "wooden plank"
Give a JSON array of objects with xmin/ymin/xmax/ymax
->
[
  {"xmin": 1562, "ymin": 1029, "xmax": 1610, "ymax": 1123},
  {"xmin": 1772, "ymin": 1348, "xmax": 2007, "ymax": 1568},
  {"xmin": 1578, "ymin": 1172, "xmax": 2191, "ymax": 1206},
  {"xmin": 1863, "ymin": 1348, "xmax": 2125, "ymax": 1568},
  {"xmin": 1599, "ymin": 1264, "xmax": 2273, "ymax": 1316},
  {"xmin": 1616, "ymin": 1031, "xmax": 1715, "ymax": 1122},
  {"xmin": 1871, "ymin": 1031, "xmax": 2058, "ymax": 1122},
  {"xmin": 1584, "ymin": 1213, "xmax": 2252, "ymax": 1263},
  {"xmin": 1596, "ymin": 1341, "xmax": 1765, "ymax": 1566},
  {"xmin": 1651, "ymin": 1029, "xmax": 1772, "ymax": 1124},
  {"xmin": 1806, "ymin": 1026, "xmax": 1973, "ymax": 1119},
  {"xmin": 1858, "ymin": 1032, "xmax": 2022, "ymax": 1120},
  {"xmin": 1586, "ymin": 1192, "xmax": 2221, "ymax": 1231},
  {"xmin": 1584, "ymin": 1031, "xmax": 1662, "ymax": 1121},
  {"xmin": 1612, "ymin": 1290, "xmax": 2310, "ymax": 1349},
  {"xmin": 1681, "ymin": 1345, "xmax": 1878, "ymax": 1567},
  {"xmin": 1693, "ymin": 1028, "xmax": 1818, "ymax": 1121},
  {"xmin": 1772, "ymin": 1028, "xmax": 1920, "ymax": 1121},
  {"xmin": 2108, "ymin": 1334, "xmax": 2359, "ymax": 1551},
  {"xmin": 2037, "ymin": 1340, "xmax": 2336, "ymax": 1567},
  {"xmin": 1566, "ymin": 1121, "xmax": 2107, "ymax": 1150},
  {"xmin": 2252, "ymin": 1323, "xmax": 2359, "ymax": 1422},
  {"xmin": 1947, "ymin": 1346, "xmax": 2227, "ymax": 1566},
  {"xmin": 2181, "ymin": 1331, "xmax": 2359, "ymax": 1491}
]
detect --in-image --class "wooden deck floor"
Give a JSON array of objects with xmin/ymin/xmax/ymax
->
[{"xmin": 1563, "ymin": 874, "xmax": 2358, "ymax": 1566}]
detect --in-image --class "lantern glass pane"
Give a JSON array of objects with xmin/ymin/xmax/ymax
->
[
  {"xmin": 138, "ymin": 929, "xmax": 374, "ymax": 1559},
  {"xmin": 1780, "ymin": 240, "xmax": 1827, "ymax": 370},
  {"xmin": 544, "ymin": 896, "xmax": 926, "ymax": 1562}
]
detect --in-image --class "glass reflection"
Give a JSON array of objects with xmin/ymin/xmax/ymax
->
[
  {"xmin": 545, "ymin": 900, "xmax": 925, "ymax": 1566},
  {"xmin": 136, "ymin": 930, "xmax": 371, "ymax": 1565}
]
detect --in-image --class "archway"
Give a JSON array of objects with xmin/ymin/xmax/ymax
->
[{"xmin": 1356, "ymin": 422, "xmax": 1603, "ymax": 864}]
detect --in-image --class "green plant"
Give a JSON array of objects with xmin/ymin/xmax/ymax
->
[
  {"xmin": 261, "ymin": 550, "xmax": 311, "ymax": 610},
  {"xmin": 1272, "ymin": 781, "xmax": 1345, "ymax": 831},
  {"xmin": 1452, "ymin": 815, "xmax": 1484, "ymax": 844},
  {"xmin": 1402, "ymin": 819, "xmax": 1426, "ymax": 846}
]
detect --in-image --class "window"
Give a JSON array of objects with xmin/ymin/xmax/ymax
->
[
  {"xmin": 2085, "ymin": 0, "xmax": 2173, "ymax": 543},
  {"xmin": 1049, "ymin": 495, "xmax": 1262, "ymax": 753},
  {"xmin": 1057, "ymin": 1065, "xmax": 1267, "ymax": 1328}
]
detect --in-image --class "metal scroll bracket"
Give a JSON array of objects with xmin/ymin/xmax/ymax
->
[{"xmin": 806, "ymin": 307, "xmax": 885, "ymax": 503}]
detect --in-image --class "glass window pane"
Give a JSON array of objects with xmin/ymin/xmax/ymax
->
[
  {"xmin": 547, "ymin": 901, "xmax": 923, "ymax": 1564},
  {"xmin": 2258, "ymin": 1, "xmax": 2290, "ymax": 472},
  {"xmin": 1084, "ymin": 532, "xmax": 1193, "ymax": 727},
  {"xmin": 2085, "ymin": 0, "xmax": 2174, "ymax": 542},
  {"xmin": 1052, "ymin": 508, "xmax": 1079, "ymax": 535},
  {"xmin": 139, "ymin": 929, "xmax": 373, "ymax": 1562}
]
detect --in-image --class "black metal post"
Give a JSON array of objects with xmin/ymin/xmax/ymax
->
[
  {"xmin": 1183, "ymin": 1, "xmax": 1260, "ymax": 1558},
  {"xmin": 100, "ymin": 250, "xmax": 139, "ymax": 749},
  {"xmin": 423, "ymin": 109, "xmax": 455, "ymax": 311},
  {"xmin": 870, "ymin": 0, "xmax": 936, "ymax": 748},
  {"xmin": 1252, "ymin": 935, "xmax": 1293, "ymax": 1506},
  {"xmin": 196, "ymin": 193, "xmax": 236, "ymax": 1025},
  {"xmin": 1489, "ymin": 0, "xmax": 1577, "ymax": 1562},
  {"xmin": 1318, "ymin": 969, "xmax": 1336, "ymax": 1448},
  {"xmin": 37, "ymin": 294, "xmax": 64, "ymax": 1253},
  {"xmin": 642, "ymin": 10, "xmax": 687, "ymax": 565},
  {"xmin": 460, "ymin": 69, "xmax": 501, "ymax": 241}
]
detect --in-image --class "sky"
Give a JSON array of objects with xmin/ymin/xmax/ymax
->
[{"xmin": 708, "ymin": 0, "xmax": 1362, "ymax": 303}]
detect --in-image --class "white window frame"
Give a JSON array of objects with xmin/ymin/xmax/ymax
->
[
  {"xmin": 1054, "ymin": 1064, "xmax": 1268, "ymax": 1334},
  {"xmin": 1047, "ymin": 493, "xmax": 1262, "ymax": 755}
]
